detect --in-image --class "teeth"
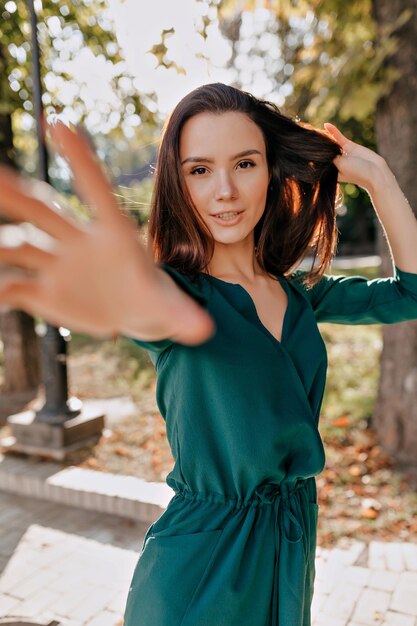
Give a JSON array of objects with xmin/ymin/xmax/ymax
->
[{"xmin": 216, "ymin": 211, "xmax": 240, "ymax": 220}]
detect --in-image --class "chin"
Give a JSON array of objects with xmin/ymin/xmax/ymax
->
[{"xmin": 211, "ymin": 231, "xmax": 253, "ymax": 245}]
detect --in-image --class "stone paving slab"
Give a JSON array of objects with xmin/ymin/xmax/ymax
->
[
  {"xmin": 312, "ymin": 540, "xmax": 417, "ymax": 626},
  {"xmin": 0, "ymin": 490, "xmax": 150, "ymax": 625},
  {"xmin": 1, "ymin": 490, "xmax": 416, "ymax": 625}
]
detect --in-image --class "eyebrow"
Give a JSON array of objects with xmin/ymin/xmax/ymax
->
[{"xmin": 180, "ymin": 149, "xmax": 263, "ymax": 166}]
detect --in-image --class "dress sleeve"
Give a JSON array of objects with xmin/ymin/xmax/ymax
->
[
  {"xmin": 292, "ymin": 264, "xmax": 417, "ymax": 324},
  {"xmin": 123, "ymin": 263, "xmax": 210, "ymax": 355}
]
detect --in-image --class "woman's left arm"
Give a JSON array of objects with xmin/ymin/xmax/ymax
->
[{"xmin": 324, "ymin": 122, "xmax": 417, "ymax": 273}]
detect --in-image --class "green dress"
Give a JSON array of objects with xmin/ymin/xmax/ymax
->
[{"xmin": 123, "ymin": 263, "xmax": 417, "ymax": 626}]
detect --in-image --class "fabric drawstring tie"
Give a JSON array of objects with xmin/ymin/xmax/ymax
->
[{"xmin": 254, "ymin": 481, "xmax": 305, "ymax": 625}]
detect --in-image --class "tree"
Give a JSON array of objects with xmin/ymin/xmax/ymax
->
[
  {"xmin": 0, "ymin": 7, "xmax": 40, "ymax": 398},
  {"xmin": 371, "ymin": 0, "xmax": 417, "ymax": 467},
  {"xmin": 0, "ymin": 0, "xmax": 156, "ymax": 401}
]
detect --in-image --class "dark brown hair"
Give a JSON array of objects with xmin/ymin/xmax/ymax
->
[{"xmin": 148, "ymin": 82, "xmax": 343, "ymax": 288}]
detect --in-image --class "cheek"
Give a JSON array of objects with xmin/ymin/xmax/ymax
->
[
  {"xmin": 249, "ymin": 182, "xmax": 269, "ymax": 212},
  {"xmin": 185, "ymin": 181, "xmax": 210, "ymax": 213}
]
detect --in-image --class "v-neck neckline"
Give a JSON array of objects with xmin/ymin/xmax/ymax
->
[{"xmin": 199, "ymin": 272, "xmax": 291, "ymax": 347}]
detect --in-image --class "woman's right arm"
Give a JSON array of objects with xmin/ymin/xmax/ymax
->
[
  {"xmin": 119, "ymin": 264, "xmax": 215, "ymax": 346},
  {"xmin": 0, "ymin": 122, "xmax": 215, "ymax": 347}
]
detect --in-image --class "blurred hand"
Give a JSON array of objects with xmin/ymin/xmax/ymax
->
[{"xmin": 0, "ymin": 122, "xmax": 215, "ymax": 345}]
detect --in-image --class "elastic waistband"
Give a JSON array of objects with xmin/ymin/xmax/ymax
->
[{"xmin": 168, "ymin": 478, "xmax": 309, "ymax": 510}]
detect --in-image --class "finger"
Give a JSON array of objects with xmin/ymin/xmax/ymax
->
[
  {"xmin": 0, "ymin": 275, "xmax": 112, "ymax": 336},
  {"xmin": 323, "ymin": 123, "xmax": 351, "ymax": 152},
  {"xmin": 0, "ymin": 242, "xmax": 55, "ymax": 272},
  {"xmin": 324, "ymin": 122, "xmax": 344, "ymax": 139},
  {"xmin": 0, "ymin": 276, "xmax": 40, "ymax": 314},
  {"xmin": 47, "ymin": 121, "xmax": 120, "ymax": 224},
  {"xmin": 0, "ymin": 275, "xmax": 60, "ymax": 327},
  {"xmin": 0, "ymin": 166, "xmax": 81, "ymax": 240}
]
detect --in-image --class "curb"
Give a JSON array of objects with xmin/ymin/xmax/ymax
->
[{"xmin": 0, "ymin": 453, "xmax": 173, "ymax": 523}]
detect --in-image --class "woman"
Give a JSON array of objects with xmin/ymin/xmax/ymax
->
[{"xmin": 1, "ymin": 83, "xmax": 417, "ymax": 626}]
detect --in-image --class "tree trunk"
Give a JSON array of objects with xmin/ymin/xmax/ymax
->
[
  {"xmin": 0, "ymin": 42, "xmax": 41, "ymax": 402},
  {"xmin": 372, "ymin": 0, "xmax": 417, "ymax": 467},
  {"xmin": 0, "ymin": 311, "xmax": 40, "ymax": 394}
]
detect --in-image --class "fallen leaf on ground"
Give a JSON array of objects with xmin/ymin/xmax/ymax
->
[
  {"xmin": 332, "ymin": 415, "xmax": 350, "ymax": 427},
  {"xmin": 114, "ymin": 445, "xmax": 134, "ymax": 458}
]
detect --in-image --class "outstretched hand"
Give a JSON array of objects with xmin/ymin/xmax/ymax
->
[
  {"xmin": 324, "ymin": 122, "xmax": 388, "ymax": 192},
  {"xmin": 0, "ymin": 122, "xmax": 215, "ymax": 344}
]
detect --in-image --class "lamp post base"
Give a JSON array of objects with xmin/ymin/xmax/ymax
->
[{"xmin": 2, "ymin": 402, "xmax": 105, "ymax": 461}]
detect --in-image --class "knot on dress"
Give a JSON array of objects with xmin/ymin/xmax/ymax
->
[{"xmin": 254, "ymin": 481, "xmax": 304, "ymax": 543}]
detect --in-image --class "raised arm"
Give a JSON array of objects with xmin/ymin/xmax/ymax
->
[
  {"xmin": 290, "ymin": 124, "xmax": 417, "ymax": 325},
  {"xmin": 0, "ymin": 122, "xmax": 215, "ymax": 346},
  {"xmin": 324, "ymin": 122, "xmax": 417, "ymax": 275}
]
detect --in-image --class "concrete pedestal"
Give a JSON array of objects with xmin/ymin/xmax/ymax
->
[{"xmin": 3, "ymin": 401, "xmax": 105, "ymax": 461}]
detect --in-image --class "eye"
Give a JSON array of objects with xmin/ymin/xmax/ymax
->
[
  {"xmin": 190, "ymin": 166, "xmax": 208, "ymax": 176},
  {"xmin": 237, "ymin": 160, "xmax": 256, "ymax": 169}
]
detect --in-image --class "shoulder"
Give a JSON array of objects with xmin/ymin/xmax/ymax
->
[
  {"xmin": 283, "ymin": 269, "xmax": 316, "ymax": 299},
  {"xmin": 159, "ymin": 263, "xmax": 210, "ymax": 307}
]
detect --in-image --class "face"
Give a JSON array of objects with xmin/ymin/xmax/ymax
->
[{"xmin": 179, "ymin": 111, "xmax": 270, "ymax": 247}]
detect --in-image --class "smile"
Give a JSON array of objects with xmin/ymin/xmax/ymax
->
[{"xmin": 211, "ymin": 210, "xmax": 244, "ymax": 225}]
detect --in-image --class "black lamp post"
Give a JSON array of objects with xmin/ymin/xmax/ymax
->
[
  {"xmin": 27, "ymin": 0, "xmax": 79, "ymax": 425},
  {"xmin": 3, "ymin": 0, "xmax": 105, "ymax": 459}
]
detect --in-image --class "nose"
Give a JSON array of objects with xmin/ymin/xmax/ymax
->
[{"xmin": 214, "ymin": 171, "xmax": 238, "ymax": 201}]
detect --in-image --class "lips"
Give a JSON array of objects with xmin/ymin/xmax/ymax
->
[
  {"xmin": 210, "ymin": 210, "xmax": 245, "ymax": 226},
  {"xmin": 210, "ymin": 210, "xmax": 244, "ymax": 217}
]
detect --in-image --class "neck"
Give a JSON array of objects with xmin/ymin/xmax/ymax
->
[{"xmin": 205, "ymin": 239, "xmax": 264, "ymax": 282}]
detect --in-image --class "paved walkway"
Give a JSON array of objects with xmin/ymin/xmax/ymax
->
[
  {"xmin": 0, "ymin": 491, "xmax": 150, "ymax": 625},
  {"xmin": 0, "ymin": 491, "xmax": 416, "ymax": 625}
]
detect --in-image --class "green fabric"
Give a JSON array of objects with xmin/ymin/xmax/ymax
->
[{"xmin": 123, "ymin": 263, "xmax": 417, "ymax": 626}]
